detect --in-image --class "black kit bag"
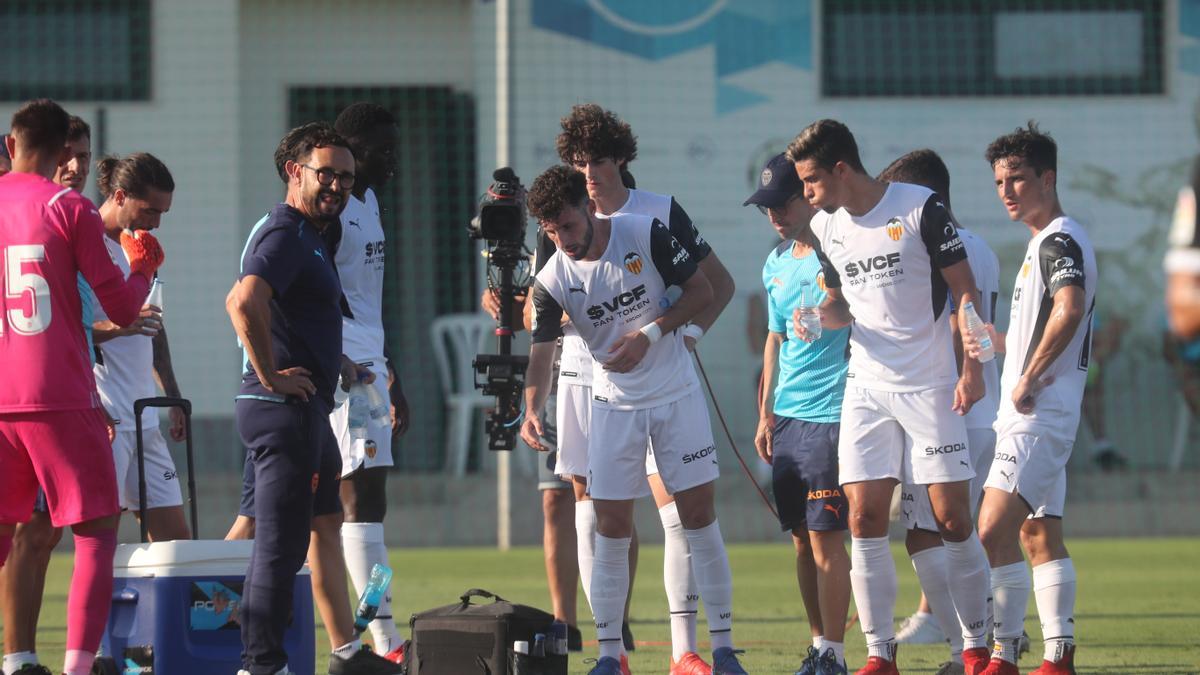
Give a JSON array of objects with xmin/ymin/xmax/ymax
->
[{"xmin": 408, "ymin": 588, "xmax": 567, "ymax": 675}]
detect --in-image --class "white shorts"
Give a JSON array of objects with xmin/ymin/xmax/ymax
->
[
  {"xmin": 112, "ymin": 427, "xmax": 183, "ymax": 511},
  {"xmin": 587, "ymin": 389, "xmax": 719, "ymax": 500},
  {"xmin": 985, "ymin": 418, "xmax": 1072, "ymax": 518},
  {"xmin": 839, "ymin": 386, "xmax": 973, "ymax": 486},
  {"xmin": 554, "ymin": 380, "xmax": 662, "ymax": 482},
  {"xmin": 553, "ymin": 380, "xmax": 592, "ymax": 479},
  {"xmin": 330, "ymin": 362, "xmax": 393, "ymax": 477},
  {"xmin": 899, "ymin": 428, "xmax": 995, "ymax": 532}
]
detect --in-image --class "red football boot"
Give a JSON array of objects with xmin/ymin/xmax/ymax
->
[
  {"xmin": 854, "ymin": 656, "xmax": 900, "ymax": 675},
  {"xmin": 961, "ymin": 647, "xmax": 990, "ymax": 675},
  {"xmin": 1029, "ymin": 645, "xmax": 1076, "ymax": 675}
]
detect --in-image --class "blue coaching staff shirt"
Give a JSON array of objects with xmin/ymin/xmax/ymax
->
[
  {"xmin": 238, "ymin": 203, "xmax": 344, "ymax": 407},
  {"xmin": 762, "ymin": 242, "xmax": 849, "ymax": 422}
]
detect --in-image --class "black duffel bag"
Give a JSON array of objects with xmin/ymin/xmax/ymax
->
[{"xmin": 407, "ymin": 588, "xmax": 568, "ymax": 675}]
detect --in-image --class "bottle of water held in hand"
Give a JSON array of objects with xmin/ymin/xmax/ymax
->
[
  {"xmin": 362, "ymin": 373, "xmax": 391, "ymax": 428},
  {"xmin": 146, "ymin": 277, "xmax": 164, "ymax": 311},
  {"xmin": 347, "ymin": 383, "xmax": 370, "ymax": 442},
  {"xmin": 962, "ymin": 301, "xmax": 995, "ymax": 363},
  {"xmin": 797, "ymin": 281, "xmax": 822, "ymax": 343},
  {"xmin": 354, "ymin": 563, "xmax": 393, "ymax": 633}
]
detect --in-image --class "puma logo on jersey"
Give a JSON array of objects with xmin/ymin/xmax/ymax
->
[
  {"xmin": 830, "ymin": 237, "xmax": 845, "ymax": 247},
  {"xmin": 569, "ymin": 284, "xmax": 586, "ymax": 294},
  {"xmin": 1000, "ymin": 470, "xmax": 1013, "ymax": 481},
  {"xmin": 347, "ymin": 219, "xmax": 361, "ymax": 229}
]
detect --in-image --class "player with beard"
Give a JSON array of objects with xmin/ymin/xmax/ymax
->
[
  {"xmin": 787, "ymin": 120, "xmax": 992, "ymax": 675},
  {"xmin": 556, "ymin": 103, "xmax": 737, "ymax": 674},
  {"xmin": 226, "ymin": 123, "xmax": 400, "ymax": 675},
  {"xmin": 523, "ymin": 166, "xmax": 747, "ymax": 675}
]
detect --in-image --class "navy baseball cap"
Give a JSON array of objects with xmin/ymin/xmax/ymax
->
[{"xmin": 744, "ymin": 152, "xmax": 802, "ymax": 208}]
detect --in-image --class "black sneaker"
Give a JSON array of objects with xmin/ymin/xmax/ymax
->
[
  {"xmin": 621, "ymin": 621, "xmax": 636, "ymax": 651},
  {"xmin": 328, "ymin": 646, "xmax": 405, "ymax": 675},
  {"xmin": 13, "ymin": 665, "xmax": 53, "ymax": 675},
  {"xmin": 568, "ymin": 624, "xmax": 584, "ymax": 652}
]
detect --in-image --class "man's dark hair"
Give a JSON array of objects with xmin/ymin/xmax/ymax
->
[
  {"xmin": 334, "ymin": 102, "xmax": 395, "ymax": 141},
  {"xmin": 95, "ymin": 153, "xmax": 175, "ymax": 200},
  {"xmin": 985, "ymin": 121, "xmax": 1057, "ymax": 177},
  {"xmin": 785, "ymin": 119, "xmax": 867, "ymax": 174},
  {"xmin": 528, "ymin": 165, "xmax": 588, "ymax": 223},
  {"xmin": 273, "ymin": 122, "xmax": 353, "ymax": 182},
  {"xmin": 0, "ymin": 134, "xmax": 9, "ymax": 161},
  {"xmin": 556, "ymin": 104, "xmax": 638, "ymax": 166},
  {"xmin": 9, "ymin": 99, "xmax": 70, "ymax": 156},
  {"xmin": 878, "ymin": 149, "xmax": 951, "ymax": 208},
  {"xmin": 66, "ymin": 115, "xmax": 91, "ymax": 143}
]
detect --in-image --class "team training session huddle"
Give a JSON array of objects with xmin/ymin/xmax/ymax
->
[{"xmin": 0, "ymin": 96, "xmax": 1097, "ymax": 675}]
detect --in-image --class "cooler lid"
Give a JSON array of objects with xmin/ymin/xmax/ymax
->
[{"xmin": 114, "ymin": 539, "xmax": 310, "ymax": 578}]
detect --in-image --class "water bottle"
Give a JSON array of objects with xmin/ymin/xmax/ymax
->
[
  {"xmin": 962, "ymin": 301, "xmax": 995, "ymax": 363},
  {"xmin": 353, "ymin": 563, "xmax": 393, "ymax": 633},
  {"xmin": 146, "ymin": 277, "xmax": 164, "ymax": 311},
  {"xmin": 362, "ymin": 373, "xmax": 391, "ymax": 428},
  {"xmin": 532, "ymin": 633, "xmax": 546, "ymax": 658},
  {"xmin": 549, "ymin": 620, "xmax": 568, "ymax": 655},
  {"xmin": 347, "ymin": 383, "xmax": 370, "ymax": 443},
  {"xmin": 797, "ymin": 281, "xmax": 822, "ymax": 343}
]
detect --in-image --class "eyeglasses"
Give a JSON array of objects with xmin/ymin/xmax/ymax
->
[
  {"xmin": 757, "ymin": 193, "xmax": 802, "ymax": 217},
  {"xmin": 300, "ymin": 164, "xmax": 355, "ymax": 189}
]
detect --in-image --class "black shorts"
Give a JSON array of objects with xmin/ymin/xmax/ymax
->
[
  {"xmin": 236, "ymin": 397, "xmax": 342, "ymax": 520},
  {"xmin": 771, "ymin": 417, "xmax": 848, "ymax": 533},
  {"xmin": 537, "ymin": 390, "xmax": 570, "ymax": 491}
]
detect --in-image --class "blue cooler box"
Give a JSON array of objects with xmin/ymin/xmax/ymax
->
[{"xmin": 99, "ymin": 540, "xmax": 315, "ymax": 675}]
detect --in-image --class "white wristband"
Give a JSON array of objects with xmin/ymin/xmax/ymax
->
[
  {"xmin": 682, "ymin": 323, "xmax": 705, "ymax": 342},
  {"xmin": 639, "ymin": 322, "xmax": 662, "ymax": 344}
]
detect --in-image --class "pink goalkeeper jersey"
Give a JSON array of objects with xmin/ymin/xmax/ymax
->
[{"xmin": 0, "ymin": 172, "xmax": 149, "ymax": 412}]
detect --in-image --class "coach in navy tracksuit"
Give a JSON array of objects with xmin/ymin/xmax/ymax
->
[{"xmin": 226, "ymin": 123, "xmax": 359, "ymax": 675}]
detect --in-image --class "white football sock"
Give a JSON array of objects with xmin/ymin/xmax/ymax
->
[
  {"xmin": 990, "ymin": 561, "xmax": 1032, "ymax": 664},
  {"xmin": 683, "ymin": 520, "xmax": 734, "ymax": 651},
  {"xmin": 825, "ymin": 640, "xmax": 846, "ymax": 665},
  {"xmin": 4, "ymin": 652, "xmax": 39, "ymax": 673},
  {"xmin": 342, "ymin": 522, "xmax": 403, "ymax": 651},
  {"xmin": 813, "ymin": 635, "xmax": 824, "ymax": 651},
  {"xmin": 660, "ymin": 502, "xmax": 699, "ymax": 660},
  {"xmin": 592, "ymin": 534, "xmax": 631, "ymax": 661},
  {"xmin": 943, "ymin": 532, "xmax": 990, "ymax": 651},
  {"xmin": 1033, "ymin": 558, "xmax": 1076, "ymax": 662},
  {"xmin": 575, "ymin": 499, "xmax": 597, "ymax": 610},
  {"xmin": 332, "ymin": 638, "xmax": 363, "ymax": 659},
  {"xmin": 850, "ymin": 536, "xmax": 897, "ymax": 659},
  {"xmin": 910, "ymin": 547, "xmax": 963, "ymax": 657}
]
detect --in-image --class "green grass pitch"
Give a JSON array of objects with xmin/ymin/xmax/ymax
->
[{"xmin": 8, "ymin": 538, "xmax": 1198, "ymax": 673}]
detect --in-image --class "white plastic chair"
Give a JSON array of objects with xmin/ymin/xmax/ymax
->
[{"xmin": 430, "ymin": 313, "xmax": 496, "ymax": 476}]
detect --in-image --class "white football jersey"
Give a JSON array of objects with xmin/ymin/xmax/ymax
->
[
  {"xmin": 532, "ymin": 213, "xmax": 699, "ymax": 410},
  {"xmin": 958, "ymin": 227, "xmax": 1002, "ymax": 430},
  {"xmin": 810, "ymin": 182, "xmax": 966, "ymax": 392},
  {"xmin": 534, "ymin": 230, "xmax": 592, "ymax": 385},
  {"xmin": 337, "ymin": 189, "xmax": 387, "ymax": 362},
  {"xmin": 996, "ymin": 216, "xmax": 1097, "ymax": 431},
  {"xmin": 93, "ymin": 235, "xmax": 157, "ymax": 428}
]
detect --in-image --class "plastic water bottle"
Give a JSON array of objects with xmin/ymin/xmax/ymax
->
[
  {"xmin": 797, "ymin": 281, "xmax": 822, "ymax": 343},
  {"xmin": 347, "ymin": 383, "xmax": 370, "ymax": 442},
  {"xmin": 362, "ymin": 374, "xmax": 391, "ymax": 428},
  {"xmin": 962, "ymin": 301, "xmax": 995, "ymax": 363},
  {"xmin": 549, "ymin": 620, "xmax": 568, "ymax": 655},
  {"xmin": 353, "ymin": 563, "xmax": 393, "ymax": 633}
]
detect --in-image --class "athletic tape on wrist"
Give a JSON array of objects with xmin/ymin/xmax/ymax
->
[
  {"xmin": 682, "ymin": 323, "xmax": 705, "ymax": 342},
  {"xmin": 639, "ymin": 322, "xmax": 662, "ymax": 344}
]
